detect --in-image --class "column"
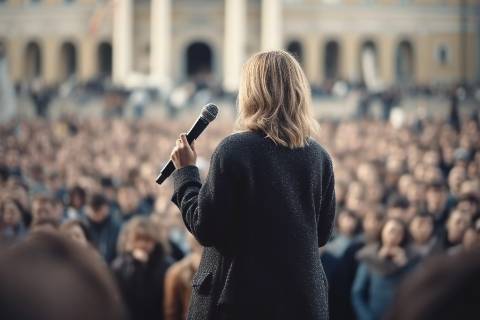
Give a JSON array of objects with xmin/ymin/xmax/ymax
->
[
  {"xmin": 305, "ymin": 35, "xmax": 320, "ymax": 87},
  {"xmin": 7, "ymin": 38, "xmax": 23, "ymax": 83},
  {"xmin": 113, "ymin": 0, "xmax": 132, "ymax": 85},
  {"xmin": 223, "ymin": 0, "xmax": 246, "ymax": 92},
  {"xmin": 380, "ymin": 35, "xmax": 396, "ymax": 87},
  {"xmin": 261, "ymin": 0, "xmax": 282, "ymax": 51},
  {"xmin": 79, "ymin": 37, "xmax": 97, "ymax": 81},
  {"xmin": 150, "ymin": 0, "xmax": 171, "ymax": 86},
  {"xmin": 414, "ymin": 33, "xmax": 432, "ymax": 86},
  {"xmin": 342, "ymin": 34, "xmax": 359, "ymax": 83},
  {"xmin": 43, "ymin": 38, "xmax": 60, "ymax": 85}
]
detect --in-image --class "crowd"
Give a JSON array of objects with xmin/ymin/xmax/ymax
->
[{"xmin": 0, "ymin": 107, "xmax": 479, "ymax": 319}]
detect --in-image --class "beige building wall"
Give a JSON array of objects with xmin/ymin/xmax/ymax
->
[{"xmin": 0, "ymin": 0, "xmax": 478, "ymax": 87}]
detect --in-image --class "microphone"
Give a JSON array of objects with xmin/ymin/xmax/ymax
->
[{"xmin": 155, "ymin": 103, "xmax": 219, "ymax": 185}]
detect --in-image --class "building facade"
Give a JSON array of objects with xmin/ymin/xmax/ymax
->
[{"xmin": 0, "ymin": 0, "xmax": 478, "ymax": 91}]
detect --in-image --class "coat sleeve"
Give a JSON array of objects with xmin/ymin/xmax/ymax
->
[
  {"xmin": 171, "ymin": 144, "xmax": 239, "ymax": 249},
  {"xmin": 317, "ymin": 155, "xmax": 336, "ymax": 247},
  {"xmin": 351, "ymin": 263, "xmax": 374, "ymax": 320}
]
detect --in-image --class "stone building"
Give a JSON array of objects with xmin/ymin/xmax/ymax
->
[{"xmin": 0, "ymin": 0, "xmax": 478, "ymax": 91}]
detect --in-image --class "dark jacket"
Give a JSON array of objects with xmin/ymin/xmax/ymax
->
[
  {"xmin": 171, "ymin": 131, "xmax": 336, "ymax": 320},
  {"xmin": 84, "ymin": 214, "xmax": 121, "ymax": 263},
  {"xmin": 112, "ymin": 246, "xmax": 173, "ymax": 320}
]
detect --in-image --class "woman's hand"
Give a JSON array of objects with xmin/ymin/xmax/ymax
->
[{"xmin": 170, "ymin": 133, "xmax": 197, "ymax": 169}]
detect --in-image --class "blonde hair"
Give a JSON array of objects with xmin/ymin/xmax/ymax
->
[
  {"xmin": 236, "ymin": 50, "xmax": 318, "ymax": 148},
  {"xmin": 117, "ymin": 216, "xmax": 170, "ymax": 255}
]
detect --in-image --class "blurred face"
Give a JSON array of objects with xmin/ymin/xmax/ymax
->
[
  {"xmin": 338, "ymin": 212, "xmax": 357, "ymax": 236},
  {"xmin": 426, "ymin": 188, "xmax": 447, "ymax": 214},
  {"xmin": 463, "ymin": 229, "xmax": 480, "ymax": 250},
  {"xmin": 447, "ymin": 211, "xmax": 471, "ymax": 244},
  {"xmin": 409, "ymin": 216, "xmax": 434, "ymax": 244},
  {"xmin": 457, "ymin": 200, "xmax": 478, "ymax": 218},
  {"xmin": 398, "ymin": 175, "xmax": 413, "ymax": 196},
  {"xmin": 2, "ymin": 201, "xmax": 21, "ymax": 226},
  {"xmin": 363, "ymin": 212, "xmax": 382, "ymax": 242},
  {"xmin": 118, "ymin": 187, "xmax": 140, "ymax": 213},
  {"xmin": 71, "ymin": 191, "xmax": 85, "ymax": 209},
  {"xmin": 381, "ymin": 220, "xmax": 405, "ymax": 248},
  {"xmin": 87, "ymin": 204, "xmax": 109, "ymax": 223},
  {"xmin": 65, "ymin": 225, "xmax": 88, "ymax": 247},
  {"xmin": 448, "ymin": 167, "xmax": 467, "ymax": 195},
  {"xmin": 32, "ymin": 199, "xmax": 54, "ymax": 223},
  {"xmin": 131, "ymin": 232, "xmax": 155, "ymax": 255}
]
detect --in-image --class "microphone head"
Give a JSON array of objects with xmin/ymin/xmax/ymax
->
[{"xmin": 201, "ymin": 103, "xmax": 219, "ymax": 123}]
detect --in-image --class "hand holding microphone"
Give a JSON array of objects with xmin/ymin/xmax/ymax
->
[
  {"xmin": 155, "ymin": 103, "xmax": 218, "ymax": 185},
  {"xmin": 171, "ymin": 134, "xmax": 197, "ymax": 169}
]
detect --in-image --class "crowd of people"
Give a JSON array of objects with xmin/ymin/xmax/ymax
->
[{"xmin": 0, "ymin": 107, "xmax": 479, "ymax": 319}]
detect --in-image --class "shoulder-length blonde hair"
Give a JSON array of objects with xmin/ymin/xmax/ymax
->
[{"xmin": 235, "ymin": 50, "xmax": 318, "ymax": 148}]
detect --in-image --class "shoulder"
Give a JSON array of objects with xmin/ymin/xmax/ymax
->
[
  {"xmin": 307, "ymin": 138, "xmax": 333, "ymax": 163},
  {"xmin": 215, "ymin": 131, "xmax": 263, "ymax": 151},
  {"xmin": 211, "ymin": 131, "xmax": 262, "ymax": 161}
]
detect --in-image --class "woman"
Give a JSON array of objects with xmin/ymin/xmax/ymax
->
[
  {"xmin": 169, "ymin": 50, "xmax": 336, "ymax": 320},
  {"xmin": 0, "ymin": 198, "xmax": 27, "ymax": 243},
  {"xmin": 112, "ymin": 217, "xmax": 173, "ymax": 320},
  {"xmin": 352, "ymin": 218, "xmax": 417, "ymax": 320}
]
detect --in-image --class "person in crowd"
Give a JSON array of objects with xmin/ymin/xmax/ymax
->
[
  {"xmin": 31, "ymin": 195, "xmax": 60, "ymax": 226},
  {"xmin": 352, "ymin": 218, "xmax": 417, "ymax": 320},
  {"xmin": 325, "ymin": 209, "xmax": 360, "ymax": 258},
  {"xmin": 0, "ymin": 198, "xmax": 27, "ymax": 243},
  {"xmin": 462, "ymin": 225, "xmax": 480, "ymax": 251},
  {"xmin": 408, "ymin": 212, "xmax": 436, "ymax": 257},
  {"xmin": 65, "ymin": 186, "xmax": 87, "ymax": 221},
  {"xmin": 0, "ymin": 231, "xmax": 127, "ymax": 320},
  {"xmin": 117, "ymin": 185, "xmax": 147, "ymax": 222},
  {"xmin": 325, "ymin": 209, "xmax": 364, "ymax": 320},
  {"xmin": 164, "ymin": 234, "xmax": 203, "ymax": 320},
  {"xmin": 425, "ymin": 182, "xmax": 450, "ymax": 232},
  {"xmin": 433, "ymin": 209, "xmax": 472, "ymax": 254},
  {"xmin": 84, "ymin": 193, "xmax": 121, "ymax": 263},
  {"xmin": 60, "ymin": 219, "xmax": 92, "ymax": 248},
  {"xmin": 112, "ymin": 216, "xmax": 173, "ymax": 320}
]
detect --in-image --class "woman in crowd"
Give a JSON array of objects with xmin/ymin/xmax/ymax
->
[
  {"xmin": 0, "ymin": 198, "xmax": 27, "ymax": 243},
  {"xmin": 112, "ymin": 216, "xmax": 173, "ymax": 320},
  {"xmin": 352, "ymin": 218, "xmax": 417, "ymax": 320}
]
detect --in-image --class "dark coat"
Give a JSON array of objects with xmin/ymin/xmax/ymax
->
[
  {"xmin": 112, "ymin": 246, "xmax": 173, "ymax": 320},
  {"xmin": 84, "ymin": 214, "xmax": 121, "ymax": 263},
  {"xmin": 171, "ymin": 131, "xmax": 336, "ymax": 320}
]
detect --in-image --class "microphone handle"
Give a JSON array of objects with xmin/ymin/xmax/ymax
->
[{"xmin": 155, "ymin": 117, "xmax": 209, "ymax": 185}]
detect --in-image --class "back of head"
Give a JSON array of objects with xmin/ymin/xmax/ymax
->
[
  {"xmin": 385, "ymin": 249, "xmax": 480, "ymax": 320},
  {"xmin": 0, "ymin": 231, "xmax": 126, "ymax": 320},
  {"xmin": 236, "ymin": 50, "xmax": 318, "ymax": 149}
]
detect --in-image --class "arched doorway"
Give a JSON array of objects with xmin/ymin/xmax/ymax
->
[
  {"xmin": 60, "ymin": 42, "xmax": 77, "ymax": 80},
  {"xmin": 286, "ymin": 40, "xmax": 303, "ymax": 65},
  {"xmin": 360, "ymin": 40, "xmax": 380, "ymax": 90},
  {"xmin": 395, "ymin": 40, "xmax": 414, "ymax": 85},
  {"xmin": 324, "ymin": 40, "xmax": 340, "ymax": 81},
  {"xmin": 186, "ymin": 42, "xmax": 213, "ymax": 78},
  {"xmin": 24, "ymin": 41, "xmax": 42, "ymax": 80},
  {"xmin": 97, "ymin": 41, "xmax": 112, "ymax": 78}
]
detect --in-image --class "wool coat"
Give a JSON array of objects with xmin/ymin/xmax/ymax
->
[{"xmin": 171, "ymin": 131, "xmax": 336, "ymax": 320}]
